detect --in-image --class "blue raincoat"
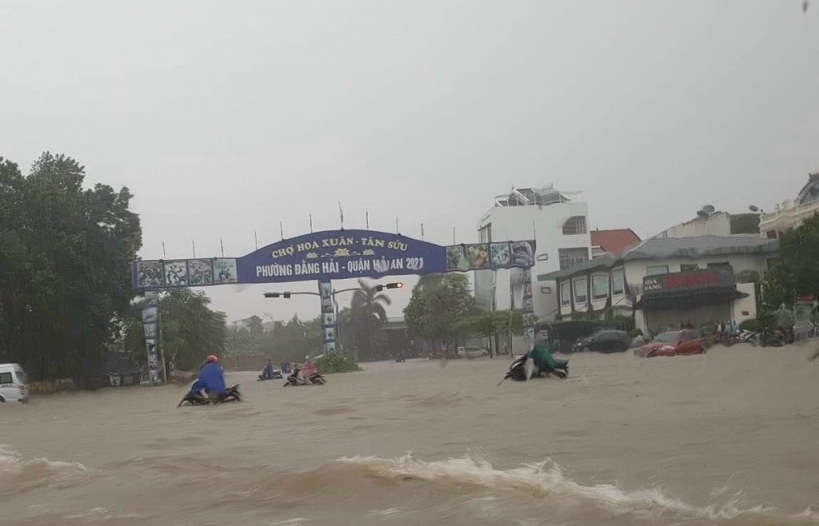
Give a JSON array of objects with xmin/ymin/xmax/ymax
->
[
  {"xmin": 189, "ymin": 362, "xmax": 226, "ymax": 396},
  {"xmin": 262, "ymin": 361, "xmax": 274, "ymax": 379}
]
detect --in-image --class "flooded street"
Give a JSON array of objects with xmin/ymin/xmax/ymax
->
[{"xmin": 2, "ymin": 346, "xmax": 819, "ymax": 526}]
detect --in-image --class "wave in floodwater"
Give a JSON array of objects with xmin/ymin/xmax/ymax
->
[
  {"xmin": 3, "ymin": 444, "xmax": 818, "ymax": 526},
  {"xmin": 337, "ymin": 453, "xmax": 819, "ymax": 525},
  {"xmin": 0, "ymin": 444, "xmax": 92, "ymax": 498}
]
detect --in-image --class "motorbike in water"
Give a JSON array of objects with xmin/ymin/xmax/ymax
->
[
  {"xmin": 177, "ymin": 384, "xmax": 242, "ymax": 407},
  {"xmin": 503, "ymin": 354, "xmax": 529, "ymax": 382},
  {"xmin": 283, "ymin": 366, "xmax": 326, "ymax": 387},
  {"xmin": 500, "ymin": 354, "xmax": 568, "ymax": 384},
  {"xmin": 257, "ymin": 370, "xmax": 283, "ymax": 381}
]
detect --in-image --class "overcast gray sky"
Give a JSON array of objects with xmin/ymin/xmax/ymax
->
[{"xmin": 2, "ymin": 0, "xmax": 817, "ymax": 323}]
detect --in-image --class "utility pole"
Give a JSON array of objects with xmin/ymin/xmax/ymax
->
[{"xmin": 155, "ymin": 291, "xmax": 168, "ymax": 383}]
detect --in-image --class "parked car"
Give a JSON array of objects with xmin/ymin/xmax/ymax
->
[
  {"xmin": 573, "ymin": 330, "xmax": 631, "ymax": 353},
  {"xmin": 633, "ymin": 330, "xmax": 706, "ymax": 358},
  {"xmin": 457, "ymin": 347, "xmax": 489, "ymax": 359},
  {"xmin": 0, "ymin": 363, "xmax": 29, "ymax": 402}
]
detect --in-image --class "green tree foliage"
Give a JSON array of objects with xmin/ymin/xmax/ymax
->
[
  {"xmin": 224, "ymin": 314, "xmax": 323, "ymax": 363},
  {"xmin": 403, "ymin": 274, "xmax": 479, "ymax": 349},
  {"xmin": 456, "ymin": 309, "xmax": 523, "ymax": 357},
  {"xmin": 247, "ymin": 315, "xmax": 264, "ymax": 336},
  {"xmin": 458, "ymin": 310, "xmax": 523, "ymax": 338},
  {"xmin": 339, "ymin": 279, "xmax": 392, "ymax": 361},
  {"xmin": 316, "ymin": 352, "xmax": 362, "ymax": 373},
  {"xmin": 763, "ymin": 214, "xmax": 819, "ymax": 308},
  {"xmin": 118, "ymin": 289, "xmax": 227, "ymax": 371},
  {"xmin": 0, "ymin": 153, "xmax": 141, "ymax": 382}
]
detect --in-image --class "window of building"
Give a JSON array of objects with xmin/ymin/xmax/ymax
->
[
  {"xmin": 797, "ymin": 179, "xmax": 819, "ymax": 205},
  {"xmin": 562, "ymin": 216, "xmax": 588, "ymax": 235},
  {"xmin": 560, "ymin": 281, "xmax": 571, "ymax": 306},
  {"xmin": 536, "ymin": 253, "xmax": 549, "ymax": 261},
  {"xmin": 479, "ymin": 224, "xmax": 491, "ymax": 243},
  {"xmin": 541, "ymin": 286, "xmax": 553, "ymax": 295},
  {"xmin": 729, "ymin": 214, "xmax": 761, "ymax": 235},
  {"xmin": 766, "ymin": 230, "xmax": 777, "ymax": 239},
  {"xmin": 611, "ymin": 268, "xmax": 625, "ymax": 295},
  {"xmin": 573, "ymin": 277, "xmax": 588, "ymax": 305},
  {"xmin": 559, "ymin": 248, "xmax": 589, "ymax": 270},
  {"xmin": 646, "ymin": 265, "xmax": 669, "ymax": 276},
  {"xmin": 680, "ymin": 264, "xmax": 699, "ymax": 272},
  {"xmin": 591, "ymin": 274, "xmax": 609, "ymax": 300}
]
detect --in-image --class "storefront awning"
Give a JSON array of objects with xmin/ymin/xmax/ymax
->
[{"xmin": 635, "ymin": 287, "xmax": 748, "ymax": 310}]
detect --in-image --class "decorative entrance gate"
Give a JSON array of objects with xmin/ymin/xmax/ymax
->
[{"xmin": 132, "ymin": 230, "xmax": 537, "ymax": 379}]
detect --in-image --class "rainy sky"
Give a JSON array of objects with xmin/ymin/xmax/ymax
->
[{"xmin": 1, "ymin": 0, "xmax": 817, "ymax": 323}]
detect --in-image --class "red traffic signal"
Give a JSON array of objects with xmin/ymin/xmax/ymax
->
[{"xmin": 375, "ymin": 282, "xmax": 404, "ymax": 291}]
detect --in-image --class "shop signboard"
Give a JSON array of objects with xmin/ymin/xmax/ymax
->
[{"xmin": 643, "ymin": 267, "xmax": 734, "ymax": 296}]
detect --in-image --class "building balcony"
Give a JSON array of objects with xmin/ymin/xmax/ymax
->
[{"xmin": 759, "ymin": 199, "xmax": 819, "ymax": 235}]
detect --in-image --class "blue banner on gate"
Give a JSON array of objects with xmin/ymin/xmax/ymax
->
[
  {"xmin": 132, "ymin": 229, "xmax": 535, "ymax": 289},
  {"xmin": 238, "ymin": 230, "xmax": 446, "ymax": 284}
]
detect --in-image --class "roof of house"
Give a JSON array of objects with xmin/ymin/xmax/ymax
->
[
  {"xmin": 538, "ymin": 236, "xmax": 778, "ymax": 282},
  {"xmin": 622, "ymin": 235, "xmax": 777, "ymax": 260},
  {"xmin": 590, "ymin": 229, "xmax": 641, "ymax": 255},
  {"xmin": 538, "ymin": 254, "xmax": 619, "ymax": 281},
  {"xmin": 102, "ymin": 351, "xmax": 142, "ymax": 376}
]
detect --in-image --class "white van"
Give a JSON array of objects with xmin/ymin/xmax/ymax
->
[{"xmin": 0, "ymin": 363, "xmax": 29, "ymax": 402}]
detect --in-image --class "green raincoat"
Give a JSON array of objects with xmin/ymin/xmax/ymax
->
[{"xmin": 528, "ymin": 341, "xmax": 568, "ymax": 372}]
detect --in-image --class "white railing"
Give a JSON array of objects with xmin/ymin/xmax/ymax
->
[{"xmin": 759, "ymin": 200, "xmax": 819, "ymax": 230}]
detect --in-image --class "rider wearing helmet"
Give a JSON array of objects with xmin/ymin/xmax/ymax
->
[{"xmin": 189, "ymin": 354, "xmax": 227, "ymax": 399}]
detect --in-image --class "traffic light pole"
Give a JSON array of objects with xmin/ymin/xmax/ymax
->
[
  {"xmin": 263, "ymin": 283, "xmax": 404, "ymax": 300},
  {"xmin": 264, "ymin": 282, "xmax": 404, "ymax": 354}
]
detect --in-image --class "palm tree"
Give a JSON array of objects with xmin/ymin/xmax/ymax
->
[
  {"xmin": 351, "ymin": 279, "xmax": 392, "ymax": 320},
  {"xmin": 346, "ymin": 279, "xmax": 392, "ymax": 360}
]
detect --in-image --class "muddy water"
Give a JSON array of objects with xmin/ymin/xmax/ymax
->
[{"xmin": 2, "ymin": 345, "xmax": 819, "ymax": 526}]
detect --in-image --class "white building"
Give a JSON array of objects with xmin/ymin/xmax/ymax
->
[
  {"xmin": 539, "ymin": 236, "xmax": 778, "ymax": 336},
  {"xmin": 654, "ymin": 209, "xmax": 760, "ymax": 239},
  {"xmin": 759, "ymin": 172, "xmax": 819, "ymax": 238},
  {"xmin": 474, "ymin": 186, "xmax": 592, "ymax": 320}
]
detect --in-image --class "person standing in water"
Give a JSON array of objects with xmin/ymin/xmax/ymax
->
[{"xmin": 261, "ymin": 359, "xmax": 274, "ymax": 380}]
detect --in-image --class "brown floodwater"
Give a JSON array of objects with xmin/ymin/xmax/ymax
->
[{"xmin": 2, "ymin": 345, "xmax": 819, "ymax": 526}]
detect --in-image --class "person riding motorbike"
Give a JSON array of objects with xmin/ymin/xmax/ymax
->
[
  {"xmin": 300, "ymin": 359, "xmax": 318, "ymax": 379},
  {"xmin": 280, "ymin": 360, "xmax": 292, "ymax": 375},
  {"xmin": 528, "ymin": 338, "xmax": 568, "ymax": 378},
  {"xmin": 260, "ymin": 359, "xmax": 274, "ymax": 380},
  {"xmin": 188, "ymin": 355, "xmax": 227, "ymax": 400}
]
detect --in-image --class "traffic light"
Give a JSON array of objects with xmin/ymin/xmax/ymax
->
[
  {"xmin": 375, "ymin": 282, "xmax": 404, "ymax": 291},
  {"xmin": 264, "ymin": 292, "xmax": 292, "ymax": 298}
]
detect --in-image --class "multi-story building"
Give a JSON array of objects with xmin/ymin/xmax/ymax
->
[
  {"xmin": 474, "ymin": 186, "xmax": 592, "ymax": 320},
  {"xmin": 759, "ymin": 172, "xmax": 819, "ymax": 238},
  {"xmin": 538, "ymin": 236, "xmax": 778, "ymax": 336}
]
